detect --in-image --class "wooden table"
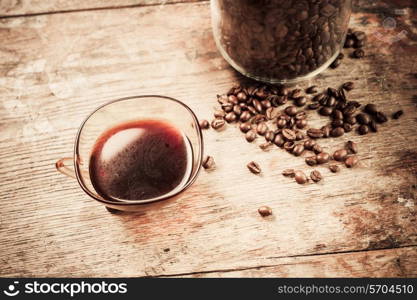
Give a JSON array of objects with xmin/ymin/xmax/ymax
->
[{"xmin": 1, "ymin": 0, "xmax": 416, "ymax": 277}]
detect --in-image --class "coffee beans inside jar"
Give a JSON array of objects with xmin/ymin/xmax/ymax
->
[{"xmin": 211, "ymin": 0, "xmax": 352, "ymax": 82}]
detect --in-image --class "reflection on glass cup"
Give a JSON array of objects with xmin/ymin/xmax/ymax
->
[{"xmin": 56, "ymin": 95, "xmax": 204, "ymax": 212}]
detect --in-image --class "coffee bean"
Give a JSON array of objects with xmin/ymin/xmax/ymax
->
[
  {"xmin": 258, "ymin": 206, "xmax": 272, "ymax": 217},
  {"xmin": 236, "ymin": 91, "xmax": 247, "ymax": 102},
  {"xmin": 294, "ymin": 96, "xmax": 307, "ymax": 107},
  {"xmin": 304, "ymin": 139, "xmax": 316, "ymax": 150},
  {"xmin": 313, "ymin": 93, "xmax": 326, "ymax": 102},
  {"xmin": 332, "ymin": 109, "xmax": 344, "ymax": 120},
  {"xmin": 345, "ymin": 156, "xmax": 359, "ymax": 168},
  {"xmin": 305, "ymin": 156, "xmax": 317, "ymax": 166},
  {"xmin": 225, "ymin": 112, "xmax": 237, "ymax": 123},
  {"xmin": 306, "ymin": 86, "xmax": 318, "ymax": 94},
  {"xmin": 375, "ymin": 111, "xmax": 388, "ymax": 123},
  {"xmin": 353, "ymin": 31, "xmax": 366, "ymax": 41},
  {"xmin": 265, "ymin": 107, "xmax": 276, "ymax": 120},
  {"xmin": 316, "ymin": 152, "xmax": 330, "ymax": 164},
  {"xmin": 310, "ymin": 170, "xmax": 322, "ymax": 183},
  {"xmin": 319, "ymin": 106, "xmax": 333, "ymax": 116},
  {"xmin": 290, "ymin": 89, "xmax": 302, "ymax": 99},
  {"xmin": 354, "ymin": 39, "xmax": 365, "ymax": 48},
  {"xmin": 221, "ymin": 103, "xmax": 233, "ymax": 112},
  {"xmin": 252, "ymin": 114, "xmax": 267, "ymax": 124},
  {"xmin": 392, "ymin": 110, "xmax": 404, "ymax": 120},
  {"xmin": 285, "ymin": 105, "xmax": 298, "ymax": 116},
  {"xmin": 342, "ymin": 81, "xmax": 355, "ymax": 91},
  {"xmin": 277, "ymin": 118, "xmax": 287, "ymax": 129},
  {"xmin": 284, "ymin": 141, "xmax": 295, "ymax": 152},
  {"xmin": 217, "ymin": 94, "xmax": 228, "ymax": 105},
  {"xmin": 255, "ymin": 87, "xmax": 268, "ymax": 99},
  {"xmin": 369, "ymin": 120, "xmax": 378, "ymax": 132},
  {"xmin": 307, "ymin": 128, "xmax": 324, "ymax": 139},
  {"xmin": 338, "ymin": 88, "xmax": 347, "ymax": 102},
  {"xmin": 295, "ymin": 130, "xmax": 305, "ymax": 141},
  {"xmin": 214, "ymin": 110, "xmax": 226, "ymax": 118},
  {"xmin": 296, "ymin": 119, "xmax": 308, "ymax": 129},
  {"xmin": 228, "ymin": 95, "xmax": 239, "ymax": 105},
  {"xmin": 259, "ymin": 142, "xmax": 272, "ymax": 151},
  {"xmin": 331, "ymin": 119, "xmax": 344, "ymax": 128},
  {"xmin": 327, "ymin": 87, "xmax": 339, "ymax": 97},
  {"xmin": 329, "ymin": 164, "xmax": 340, "ymax": 173},
  {"xmin": 364, "ymin": 103, "xmax": 378, "ymax": 115},
  {"xmin": 353, "ymin": 49, "xmax": 365, "ymax": 58},
  {"xmin": 331, "ymin": 127, "xmax": 345, "ymax": 137},
  {"xmin": 202, "ymin": 156, "xmax": 215, "ymax": 169},
  {"xmin": 256, "ymin": 123, "xmax": 268, "ymax": 136},
  {"xmin": 325, "ymin": 96, "xmax": 337, "ymax": 107},
  {"xmin": 343, "ymin": 105, "xmax": 357, "ymax": 116},
  {"xmin": 344, "ymin": 38, "xmax": 354, "ymax": 48},
  {"xmin": 358, "ymin": 124, "xmax": 369, "ymax": 135},
  {"xmin": 333, "ymin": 149, "xmax": 348, "ymax": 162},
  {"xmin": 356, "ymin": 113, "xmax": 370, "ymax": 125},
  {"xmin": 282, "ymin": 169, "xmax": 295, "ymax": 177},
  {"xmin": 246, "ymin": 130, "xmax": 257, "ymax": 142},
  {"xmin": 308, "ymin": 103, "xmax": 320, "ymax": 110},
  {"xmin": 313, "ymin": 144, "xmax": 323, "ymax": 154},
  {"xmin": 344, "ymin": 115, "xmax": 357, "ymax": 125},
  {"xmin": 282, "ymin": 129, "xmax": 297, "ymax": 141},
  {"xmin": 211, "ymin": 118, "xmax": 225, "ymax": 130},
  {"xmin": 261, "ymin": 100, "xmax": 272, "ymax": 109},
  {"xmin": 233, "ymin": 105, "xmax": 242, "ymax": 116},
  {"xmin": 346, "ymin": 140, "xmax": 358, "ymax": 154},
  {"xmin": 240, "ymin": 111, "xmax": 252, "ymax": 122},
  {"xmin": 292, "ymin": 144, "xmax": 305, "ymax": 156},
  {"xmin": 264, "ymin": 131, "xmax": 275, "ymax": 142},
  {"xmin": 252, "ymin": 99, "xmax": 263, "ymax": 113},
  {"xmin": 294, "ymin": 171, "xmax": 308, "ymax": 184},
  {"xmin": 199, "ymin": 119, "xmax": 210, "ymax": 129},
  {"xmin": 247, "ymin": 161, "xmax": 261, "ymax": 174},
  {"xmin": 273, "ymin": 134, "xmax": 285, "ymax": 147},
  {"xmin": 343, "ymin": 123, "xmax": 353, "ymax": 132},
  {"xmin": 321, "ymin": 125, "xmax": 331, "ymax": 138},
  {"xmin": 240, "ymin": 122, "xmax": 252, "ymax": 133},
  {"xmin": 248, "ymin": 106, "xmax": 257, "ymax": 115},
  {"xmin": 330, "ymin": 58, "xmax": 342, "ymax": 69}
]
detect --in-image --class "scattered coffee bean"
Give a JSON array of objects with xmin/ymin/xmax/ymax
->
[
  {"xmin": 256, "ymin": 123, "xmax": 268, "ymax": 136},
  {"xmin": 392, "ymin": 110, "xmax": 403, "ymax": 120},
  {"xmin": 369, "ymin": 120, "xmax": 378, "ymax": 132},
  {"xmin": 273, "ymin": 134, "xmax": 285, "ymax": 147},
  {"xmin": 261, "ymin": 99, "xmax": 272, "ymax": 109},
  {"xmin": 307, "ymin": 128, "xmax": 324, "ymax": 139},
  {"xmin": 316, "ymin": 152, "xmax": 330, "ymax": 164},
  {"xmin": 296, "ymin": 119, "xmax": 308, "ymax": 129},
  {"xmin": 225, "ymin": 112, "xmax": 237, "ymax": 123},
  {"xmin": 331, "ymin": 127, "xmax": 345, "ymax": 137},
  {"xmin": 294, "ymin": 96, "xmax": 307, "ymax": 107},
  {"xmin": 202, "ymin": 156, "xmax": 215, "ymax": 169},
  {"xmin": 259, "ymin": 142, "xmax": 272, "ymax": 150},
  {"xmin": 295, "ymin": 171, "xmax": 308, "ymax": 184},
  {"xmin": 284, "ymin": 141, "xmax": 296, "ymax": 152},
  {"xmin": 364, "ymin": 103, "xmax": 378, "ymax": 115},
  {"xmin": 214, "ymin": 110, "xmax": 226, "ymax": 118},
  {"xmin": 343, "ymin": 123, "xmax": 353, "ymax": 132},
  {"xmin": 342, "ymin": 81, "xmax": 354, "ymax": 91},
  {"xmin": 252, "ymin": 99, "xmax": 263, "ymax": 113},
  {"xmin": 307, "ymin": 103, "xmax": 320, "ymax": 110},
  {"xmin": 332, "ymin": 109, "xmax": 344, "ymax": 120},
  {"xmin": 353, "ymin": 49, "xmax": 365, "ymax": 58},
  {"xmin": 313, "ymin": 144, "xmax": 323, "ymax": 154},
  {"xmin": 228, "ymin": 95, "xmax": 238, "ymax": 105},
  {"xmin": 233, "ymin": 105, "xmax": 242, "ymax": 116},
  {"xmin": 282, "ymin": 129, "xmax": 297, "ymax": 141},
  {"xmin": 265, "ymin": 107, "xmax": 277, "ymax": 120},
  {"xmin": 265, "ymin": 131, "xmax": 275, "ymax": 142},
  {"xmin": 306, "ymin": 156, "xmax": 317, "ymax": 166},
  {"xmin": 211, "ymin": 118, "xmax": 225, "ymax": 130},
  {"xmin": 240, "ymin": 111, "xmax": 252, "ymax": 122},
  {"xmin": 356, "ymin": 113, "xmax": 370, "ymax": 125},
  {"xmin": 330, "ymin": 58, "xmax": 342, "ymax": 69},
  {"xmin": 282, "ymin": 169, "xmax": 295, "ymax": 177},
  {"xmin": 306, "ymin": 86, "xmax": 318, "ymax": 94},
  {"xmin": 199, "ymin": 119, "xmax": 210, "ymax": 129},
  {"xmin": 290, "ymin": 89, "xmax": 302, "ymax": 99},
  {"xmin": 331, "ymin": 119, "xmax": 344, "ymax": 128},
  {"xmin": 295, "ymin": 130, "xmax": 305, "ymax": 141},
  {"xmin": 375, "ymin": 111, "xmax": 388, "ymax": 123},
  {"xmin": 345, "ymin": 156, "xmax": 359, "ymax": 168},
  {"xmin": 276, "ymin": 118, "xmax": 287, "ymax": 129},
  {"xmin": 310, "ymin": 170, "xmax": 323, "ymax": 183},
  {"xmin": 236, "ymin": 91, "xmax": 247, "ymax": 102},
  {"xmin": 240, "ymin": 122, "xmax": 252, "ymax": 133},
  {"xmin": 346, "ymin": 141, "xmax": 358, "ymax": 154},
  {"xmin": 258, "ymin": 206, "xmax": 272, "ymax": 217},
  {"xmin": 344, "ymin": 115, "xmax": 357, "ymax": 125},
  {"xmin": 333, "ymin": 149, "xmax": 348, "ymax": 162},
  {"xmin": 321, "ymin": 125, "xmax": 331, "ymax": 138},
  {"xmin": 319, "ymin": 106, "xmax": 333, "ymax": 116},
  {"xmin": 358, "ymin": 124, "xmax": 369, "ymax": 135},
  {"xmin": 329, "ymin": 164, "xmax": 340, "ymax": 173},
  {"xmin": 245, "ymin": 130, "xmax": 257, "ymax": 142},
  {"xmin": 285, "ymin": 105, "xmax": 298, "ymax": 116},
  {"xmin": 292, "ymin": 144, "xmax": 305, "ymax": 156},
  {"xmin": 252, "ymin": 114, "xmax": 267, "ymax": 124},
  {"xmin": 247, "ymin": 161, "xmax": 261, "ymax": 174}
]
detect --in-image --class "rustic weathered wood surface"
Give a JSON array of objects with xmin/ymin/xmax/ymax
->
[{"xmin": 0, "ymin": 0, "xmax": 416, "ymax": 277}]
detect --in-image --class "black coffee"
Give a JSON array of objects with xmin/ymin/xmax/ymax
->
[{"xmin": 89, "ymin": 120, "xmax": 191, "ymax": 201}]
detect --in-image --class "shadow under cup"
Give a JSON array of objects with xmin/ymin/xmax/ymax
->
[{"xmin": 59, "ymin": 96, "xmax": 204, "ymax": 211}]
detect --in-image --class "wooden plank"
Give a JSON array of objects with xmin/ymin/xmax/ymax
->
[
  {"xmin": 0, "ymin": 0, "xmax": 205, "ymax": 17},
  {"xmin": 0, "ymin": 1, "xmax": 416, "ymax": 277},
  {"xmin": 179, "ymin": 247, "xmax": 417, "ymax": 277}
]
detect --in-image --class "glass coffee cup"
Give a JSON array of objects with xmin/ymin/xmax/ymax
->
[
  {"xmin": 56, "ymin": 95, "xmax": 204, "ymax": 212},
  {"xmin": 211, "ymin": 0, "xmax": 352, "ymax": 83}
]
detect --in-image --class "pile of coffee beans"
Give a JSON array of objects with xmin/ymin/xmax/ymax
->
[
  {"xmin": 212, "ymin": 0, "xmax": 352, "ymax": 81},
  {"xmin": 201, "ymin": 79, "xmax": 402, "ymax": 185}
]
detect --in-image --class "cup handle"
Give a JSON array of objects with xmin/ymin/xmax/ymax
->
[{"xmin": 56, "ymin": 157, "xmax": 76, "ymax": 179}]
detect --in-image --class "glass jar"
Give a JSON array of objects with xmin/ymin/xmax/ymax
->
[{"xmin": 211, "ymin": 0, "xmax": 352, "ymax": 83}]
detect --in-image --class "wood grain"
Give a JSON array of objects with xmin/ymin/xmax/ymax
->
[
  {"xmin": 0, "ymin": 0, "xmax": 206, "ymax": 17},
  {"xmin": 0, "ymin": 1, "xmax": 417, "ymax": 277}
]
